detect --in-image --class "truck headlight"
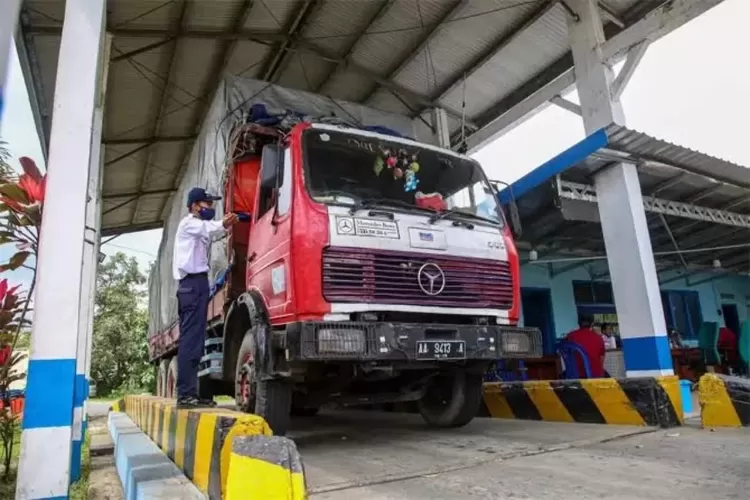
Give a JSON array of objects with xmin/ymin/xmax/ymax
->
[
  {"xmin": 318, "ymin": 328, "xmax": 366, "ymax": 354},
  {"xmin": 501, "ymin": 332, "xmax": 531, "ymax": 354}
]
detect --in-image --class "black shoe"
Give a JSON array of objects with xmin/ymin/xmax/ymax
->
[{"xmin": 176, "ymin": 396, "xmax": 215, "ymax": 408}]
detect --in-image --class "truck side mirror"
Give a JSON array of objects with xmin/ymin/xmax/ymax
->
[
  {"xmin": 507, "ymin": 199, "xmax": 522, "ymax": 239},
  {"xmin": 491, "ymin": 179, "xmax": 522, "ymax": 238}
]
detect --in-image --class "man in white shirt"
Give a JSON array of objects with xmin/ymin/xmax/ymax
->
[{"xmin": 173, "ymin": 187, "xmax": 238, "ymax": 407}]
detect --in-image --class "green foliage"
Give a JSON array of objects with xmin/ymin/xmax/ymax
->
[{"xmin": 91, "ymin": 252, "xmax": 154, "ymax": 397}]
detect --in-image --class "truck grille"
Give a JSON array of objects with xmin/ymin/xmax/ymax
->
[{"xmin": 322, "ymin": 247, "xmax": 514, "ymax": 309}]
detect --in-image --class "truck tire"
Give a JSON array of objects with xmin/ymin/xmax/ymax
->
[
  {"xmin": 167, "ymin": 357, "xmax": 178, "ymax": 399},
  {"xmin": 417, "ymin": 369, "xmax": 484, "ymax": 428},
  {"xmin": 156, "ymin": 359, "xmax": 169, "ymax": 397},
  {"xmin": 235, "ymin": 327, "xmax": 292, "ymax": 435}
]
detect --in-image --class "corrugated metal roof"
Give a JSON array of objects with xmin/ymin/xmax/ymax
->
[
  {"xmin": 17, "ymin": 0, "xmax": 691, "ymax": 235},
  {"xmin": 511, "ymin": 124, "xmax": 750, "ymax": 275}
]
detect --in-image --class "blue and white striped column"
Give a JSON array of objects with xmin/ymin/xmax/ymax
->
[
  {"xmin": 566, "ymin": 0, "xmax": 673, "ymax": 378},
  {"xmin": 0, "ymin": 0, "xmax": 22, "ymax": 125},
  {"xmin": 71, "ymin": 98, "xmax": 105, "ymax": 483},
  {"xmin": 17, "ymin": 1, "xmax": 106, "ymax": 498}
]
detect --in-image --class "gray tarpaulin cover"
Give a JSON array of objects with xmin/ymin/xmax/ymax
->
[{"xmin": 148, "ymin": 76, "xmax": 430, "ymax": 338}]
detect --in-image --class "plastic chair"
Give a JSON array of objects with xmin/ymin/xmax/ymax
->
[
  {"xmin": 697, "ymin": 321, "xmax": 720, "ymax": 367},
  {"xmin": 484, "ymin": 360, "xmax": 528, "ymax": 382},
  {"xmin": 556, "ymin": 340, "xmax": 592, "ymax": 379},
  {"xmin": 737, "ymin": 321, "xmax": 750, "ymax": 376}
]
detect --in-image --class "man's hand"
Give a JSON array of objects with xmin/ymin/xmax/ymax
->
[{"xmin": 222, "ymin": 213, "xmax": 240, "ymax": 228}]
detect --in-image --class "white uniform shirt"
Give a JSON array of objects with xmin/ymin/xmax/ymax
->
[{"xmin": 172, "ymin": 215, "xmax": 225, "ymax": 280}]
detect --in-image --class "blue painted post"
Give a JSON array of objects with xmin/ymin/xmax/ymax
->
[{"xmin": 16, "ymin": 1, "xmax": 106, "ymax": 498}]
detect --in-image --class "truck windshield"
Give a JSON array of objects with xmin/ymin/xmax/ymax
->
[{"xmin": 303, "ymin": 129, "xmax": 502, "ymax": 225}]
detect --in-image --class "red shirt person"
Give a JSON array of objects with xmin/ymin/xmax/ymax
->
[{"xmin": 565, "ymin": 315, "xmax": 606, "ymax": 378}]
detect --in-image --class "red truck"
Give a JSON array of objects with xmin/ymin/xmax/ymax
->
[{"xmin": 149, "ymin": 102, "xmax": 540, "ymax": 435}]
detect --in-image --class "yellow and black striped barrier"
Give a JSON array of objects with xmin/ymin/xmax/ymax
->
[
  {"xmin": 119, "ymin": 395, "xmax": 276, "ymax": 499},
  {"xmin": 226, "ymin": 435, "xmax": 306, "ymax": 500},
  {"xmin": 698, "ymin": 373, "xmax": 750, "ymax": 427},
  {"xmin": 109, "ymin": 398, "xmax": 125, "ymax": 412},
  {"xmin": 481, "ymin": 376, "xmax": 683, "ymax": 427}
]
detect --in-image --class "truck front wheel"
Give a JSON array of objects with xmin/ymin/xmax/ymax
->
[
  {"xmin": 417, "ymin": 369, "xmax": 484, "ymax": 428},
  {"xmin": 234, "ymin": 327, "xmax": 292, "ymax": 435}
]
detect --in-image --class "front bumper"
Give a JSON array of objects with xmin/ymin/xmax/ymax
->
[{"xmin": 284, "ymin": 321, "xmax": 542, "ymax": 362}]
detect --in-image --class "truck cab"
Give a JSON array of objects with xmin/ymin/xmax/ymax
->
[{"xmin": 151, "ymin": 120, "xmax": 541, "ymax": 434}]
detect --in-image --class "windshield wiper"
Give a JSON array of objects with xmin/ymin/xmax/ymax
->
[
  {"xmin": 349, "ymin": 198, "xmax": 433, "ymax": 216},
  {"xmin": 427, "ymin": 208, "xmax": 499, "ymax": 228}
]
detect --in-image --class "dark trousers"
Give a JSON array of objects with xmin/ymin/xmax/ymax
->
[{"xmin": 176, "ymin": 273, "xmax": 209, "ymax": 399}]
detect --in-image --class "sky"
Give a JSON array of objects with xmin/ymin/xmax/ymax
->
[{"xmin": 1, "ymin": 0, "xmax": 748, "ymax": 289}]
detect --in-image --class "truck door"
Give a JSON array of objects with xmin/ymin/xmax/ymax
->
[{"xmin": 247, "ymin": 144, "xmax": 294, "ymax": 324}]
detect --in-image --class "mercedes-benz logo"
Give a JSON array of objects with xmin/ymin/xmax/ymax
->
[{"xmin": 417, "ymin": 263, "xmax": 445, "ymax": 296}]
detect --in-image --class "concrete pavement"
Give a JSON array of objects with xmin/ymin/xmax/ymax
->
[{"xmin": 288, "ymin": 411, "xmax": 748, "ymax": 499}]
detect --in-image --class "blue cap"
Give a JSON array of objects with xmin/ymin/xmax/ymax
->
[{"xmin": 186, "ymin": 187, "xmax": 221, "ymax": 208}]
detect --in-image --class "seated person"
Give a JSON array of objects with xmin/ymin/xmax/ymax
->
[
  {"xmin": 599, "ymin": 323, "xmax": 618, "ymax": 350},
  {"xmin": 565, "ymin": 314, "xmax": 606, "ymax": 378},
  {"xmin": 668, "ymin": 328, "xmax": 685, "ymax": 349},
  {"xmin": 718, "ymin": 325, "xmax": 739, "ymax": 367}
]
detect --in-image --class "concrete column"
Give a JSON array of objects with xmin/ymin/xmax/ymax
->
[
  {"xmin": 16, "ymin": 1, "xmax": 106, "ymax": 498},
  {"xmin": 71, "ymin": 31, "xmax": 109, "ymax": 484},
  {"xmin": 0, "ymin": 0, "xmax": 22, "ymax": 122},
  {"xmin": 567, "ymin": 0, "xmax": 672, "ymax": 377}
]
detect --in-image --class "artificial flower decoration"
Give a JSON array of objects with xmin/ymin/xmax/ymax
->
[{"xmin": 374, "ymin": 147, "xmax": 421, "ymax": 191}]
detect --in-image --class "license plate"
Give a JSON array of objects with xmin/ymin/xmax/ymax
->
[{"xmin": 416, "ymin": 340, "xmax": 466, "ymax": 360}]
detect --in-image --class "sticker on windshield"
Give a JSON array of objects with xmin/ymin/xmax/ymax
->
[{"xmin": 335, "ymin": 216, "xmax": 399, "ymax": 239}]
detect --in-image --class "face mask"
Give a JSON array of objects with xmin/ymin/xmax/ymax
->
[{"xmin": 198, "ymin": 207, "xmax": 216, "ymax": 221}]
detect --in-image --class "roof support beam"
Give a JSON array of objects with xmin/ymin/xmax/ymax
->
[
  {"xmin": 463, "ymin": 0, "xmax": 724, "ymax": 153},
  {"xmin": 101, "ymin": 221, "xmax": 164, "ymax": 237},
  {"xmin": 104, "ymin": 142, "xmax": 152, "ymax": 166},
  {"xmin": 102, "ymin": 135, "xmax": 196, "ymax": 145},
  {"xmin": 645, "ymin": 172, "xmax": 688, "ymax": 195},
  {"xmin": 611, "ymin": 40, "xmax": 648, "ymax": 99},
  {"xmin": 426, "ymin": 0, "xmax": 558, "ymax": 118},
  {"xmin": 111, "ymin": 37, "xmax": 177, "ymax": 63},
  {"xmin": 314, "ymin": 0, "xmax": 395, "ymax": 93},
  {"xmin": 262, "ymin": 0, "xmax": 325, "ymax": 84},
  {"xmin": 15, "ymin": 8, "xmax": 51, "ymax": 161},
  {"xmin": 360, "ymin": 0, "xmax": 468, "ymax": 104},
  {"xmin": 132, "ymin": 0, "xmax": 191, "ymax": 226},
  {"xmin": 550, "ymin": 95, "xmax": 582, "ymax": 116},
  {"xmin": 597, "ymin": 1, "xmax": 625, "ymax": 28},
  {"xmin": 558, "ymin": 180, "xmax": 750, "ymax": 228},
  {"xmin": 293, "ymin": 39, "xmax": 470, "ymax": 123},
  {"xmin": 156, "ymin": 0, "xmax": 258, "ymax": 220},
  {"xmin": 103, "ymin": 188, "xmax": 177, "ymax": 200}
]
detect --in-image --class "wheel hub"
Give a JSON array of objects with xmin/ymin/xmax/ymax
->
[{"xmin": 238, "ymin": 352, "xmax": 255, "ymax": 408}]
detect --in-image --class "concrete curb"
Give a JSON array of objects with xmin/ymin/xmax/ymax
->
[
  {"xmin": 108, "ymin": 412, "xmax": 204, "ymax": 499},
  {"xmin": 226, "ymin": 435, "xmax": 307, "ymax": 499},
  {"xmin": 698, "ymin": 373, "xmax": 750, "ymax": 427},
  {"xmin": 481, "ymin": 376, "xmax": 683, "ymax": 427},
  {"xmin": 120, "ymin": 394, "xmax": 284, "ymax": 498}
]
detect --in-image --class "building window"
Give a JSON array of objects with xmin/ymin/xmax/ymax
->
[
  {"xmin": 661, "ymin": 291, "xmax": 702, "ymax": 340},
  {"xmin": 572, "ymin": 281, "xmax": 614, "ymax": 305}
]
